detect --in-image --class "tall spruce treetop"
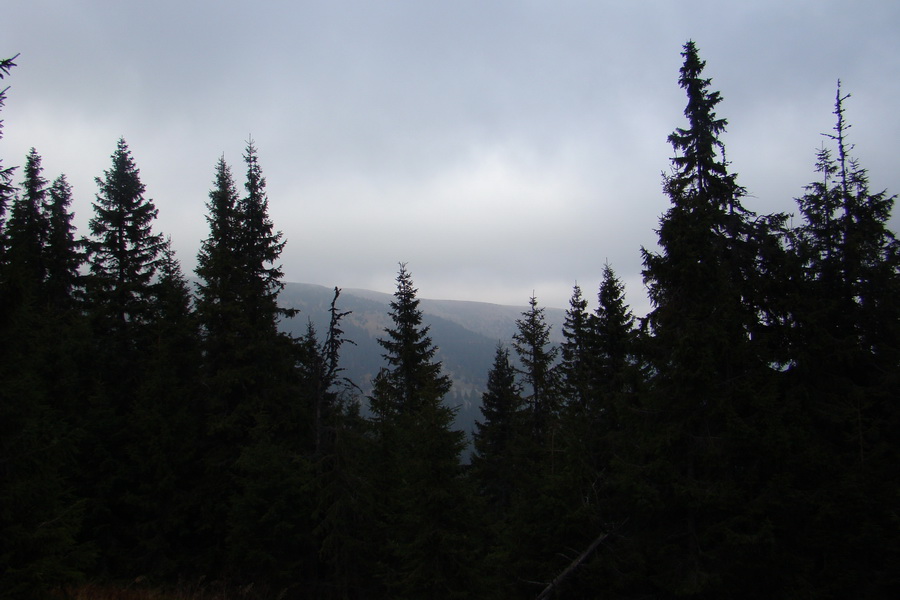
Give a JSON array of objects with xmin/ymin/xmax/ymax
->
[
  {"xmin": 371, "ymin": 263, "xmax": 452, "ymax": 418},
  {"xmin": 43, "ymin": 175, "xmax": 81, "ymax": 310},
  {"xmin": 665, "ymin": 42, "xmax": 737, "ymax": 206},
  {"xmin": 1, "ymin": 150, "xmax": 83, "ymax": 322},
  {"xmin": 197, "ymin": 141, "xmax": 295, "ymax": 338},
  {"xmin": 195, "ymin": 156, "xmax": 242, "ymax": 338},
  {"xmin": 5, "ymin": 148, "xmax": 50, "ymax": 288},
  {"xmin": 591, "ymin": 263, "xmax": 637, "ymax": 398},
  {"xmin": 0, "ymin": 138, "xmax": 87, "ymax": 598},
  {"xmin": 0, "ymin": 54, "xmax": 18, "ymax": 230},
  {"xmin": 195, "ymin": 144, "xmax": 297, "ymax": 365},
  {"xmin": 796, "ymin": 83, "xmax": 900, "ymax": 361},
  {"xmin": 367, "ymin": 264, "xmax": 472, "ymax": 598},
  {"xmin": 85, "ymin": 138, "xmax": 164, "ymax": 330},
  {"xmin": 634, "ymin": 41, "xmax": 787, "ymax": 596},
  {"xmin": 193, "ymin": 146, "xmax": 301, "ymax": 579},
  {"xmin": 560, "ymin": 284, "xmax": 591, "ymax": 411},
  {"xmin": 472, "ymin": 344, "xmax": 526, "ymax": 508},
  {"xmin": 194, "ymin": 145, "xmax": 297, "ymax": 427},
  {"xmin": 512, "ymin": 294, "xmax": 560, "ymax": 440},
  {"xmin": 239, "ymin": 139, "xmax": 295, "ymax": 326},
  {"xmin": 643, "ymin": 41, "xmax": 774, "ymax": 373},
  {"xmin": 787, "ymin": 86, "xmax": 900, "ymax": 596}
]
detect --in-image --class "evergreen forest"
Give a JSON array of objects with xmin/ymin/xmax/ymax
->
[{"xmin": 1, "ymin": 42, "xmax": 898, "ymax": 599}]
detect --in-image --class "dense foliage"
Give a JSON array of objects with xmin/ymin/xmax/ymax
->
[{"xmin": 1, "ymin": 42, "xmax": 898, "ymax": 599}]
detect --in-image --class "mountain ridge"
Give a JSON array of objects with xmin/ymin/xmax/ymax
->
[{"xmin": 277, "ymin": 281, "xmax": 567, "ymax": 435}]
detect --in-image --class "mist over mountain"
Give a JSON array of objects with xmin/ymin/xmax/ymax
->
[{"xmin": 278, "ymin": 282, "xmax": 566, "ymax": 435}]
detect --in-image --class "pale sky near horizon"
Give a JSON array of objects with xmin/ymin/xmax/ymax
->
[{"xmin": 3, "ymin": 1, "xmax": 899, "ymax": 312}]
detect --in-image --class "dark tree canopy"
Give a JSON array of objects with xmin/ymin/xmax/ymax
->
[{"xmin": 2, "ymin": 41, "xmax": 899, "ymax": 600}]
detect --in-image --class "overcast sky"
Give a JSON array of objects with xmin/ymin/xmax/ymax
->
[{"xmin": 3, "ymin": 1, "xmax": 899, "ymax": 312}]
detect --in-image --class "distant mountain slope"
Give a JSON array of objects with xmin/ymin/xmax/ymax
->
[{"xmin": 277, "ymin": 282, "xmax": 566, "ymax": 435}]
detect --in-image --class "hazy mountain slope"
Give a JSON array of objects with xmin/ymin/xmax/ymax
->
[{"xmin": 277, "ymin": 282, "xmax": 566, "ymax": 435}]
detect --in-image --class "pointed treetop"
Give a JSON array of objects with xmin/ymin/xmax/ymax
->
[
  {"xmin": 1, "ymin": 55, "xmax": 20, "ymax": 213},
  {"xmin": 243, "ymin": 137, "xmax": 266, "ymax": 199},
  {"xmin": 372, "ymin": 263, "xmax": 451, "ymax": 418},
  {"xmin": 824, "ymin": 80, "xmax": 854, "ymax": 196},
  {"xmin": 666, "ymin": 40, "xmax": 735, "ymax": 201}
]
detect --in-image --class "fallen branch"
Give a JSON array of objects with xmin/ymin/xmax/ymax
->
[{"xmin": 535, "ymin": 529, "xmax": 613, "ymax": 600}]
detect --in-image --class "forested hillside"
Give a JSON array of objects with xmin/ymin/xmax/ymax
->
[
  {"xmin": 1, "ymin": 42, "xmax": 898, "ymax": 599},
  {"xmin": 278, "ymin": 282, "xmax": 566, "ymax": 438}
]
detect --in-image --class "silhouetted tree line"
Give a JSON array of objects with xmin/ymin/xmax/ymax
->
[{"xmin": 1, "ymin": 42, "xmax": 898, "ymax": 599}]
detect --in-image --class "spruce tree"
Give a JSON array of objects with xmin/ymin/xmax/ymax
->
[
  {"xmin": 370, "ymin": 264, "xmax": 453, "ymax": 418},
  {"xmin": 561, "ymin": 264, "xmax": 641, "ymax": 597},
  {"xmin": 195, "ymin": 146, "xmax": 297, "ymax": 427},
  {"xmin": 633, "ymin": 41, "xmax": 789, "ymax": 597},
  {"xmin": 503, "ymin": 294, "xmax": 572, "ymax": 597},
  {"xmin": 194, "ymin": 144, "xmax": 308, "ymax": 584},
  {"xmin": 591, "ymin": 263, "xmax": 639, "ymax": 405},
  {"xmin": 788, "ymin": 84, "xmax": 900, "ymax": 595},
  {"xmin": 35, "ymin": 173, "xmax": 86, "ymax": 432},
  {"xmin": 0, "ymin": 54, "xmax": 18, "ymax": 235},
  {"xmin": 85, "ymin": 138, "xmax": 165, "ymax": 349},
  {"xmin": 0, "ymin": 71, "xmax": 91, "ymax": 596},
  {"xmin": 44, "ymin": 175, "xmax": 82, "ymax": 311},
  {"xmin": 5, "ymin": 149, "xmax": 49, "ymax": 291},
  {"xmin": 0, "ymin": 147, "xmax": 88, "ymax": 597},
  {"xmin": 511, "ymin": 294, "xmax": 560, "ymax": 442},
  {"xmin": 368, "ymin": 264, "xmax": 474, "ymax": 599},
  {"xmin": 1, "ymin": 149, "xmax": 50, "ymax": 327},
  {"xmin": 559, "ymin": 284, "xmax": 592, "ymax": 411},
  {"xmin": 80, "ymin": 138, "xmax": 178, "ymax": 578},
  {"xmin": 469, "ymin": 344, "xmax": 528, "ymax": 596},
  {"xmin": 195, "ymin": 156, "xmax": 243, "ymax": 420},
  {"xmin": 195, "ymin": 156, "xmax": 242, "ymax": 379},
  {"xmin": 471, "ymin": 343, "xmax": 526, "ymax": 511},
  {"xmin": 193, "ymin": 156, "xmax": 244, "ymax": 575},
  {"xmin": 83, "ymin": 136, "xmax": 166, "ymax": 381},
  {"xmin": 238, "ymin": 139, "xmax": 295, "ymax": 326},
  {"xmin": 562, "ymin": 265, "xmax": 639, "ymax": 513}
]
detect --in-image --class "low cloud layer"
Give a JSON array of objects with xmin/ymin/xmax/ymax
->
[{"xmin": 3, "ymin": 1, "xmax": 898, "ymax": 311}]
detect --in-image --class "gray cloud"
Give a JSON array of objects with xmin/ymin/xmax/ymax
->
[{"xmin": 3, "ymin": 1, "xmax": 898, "ymax": 311}]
